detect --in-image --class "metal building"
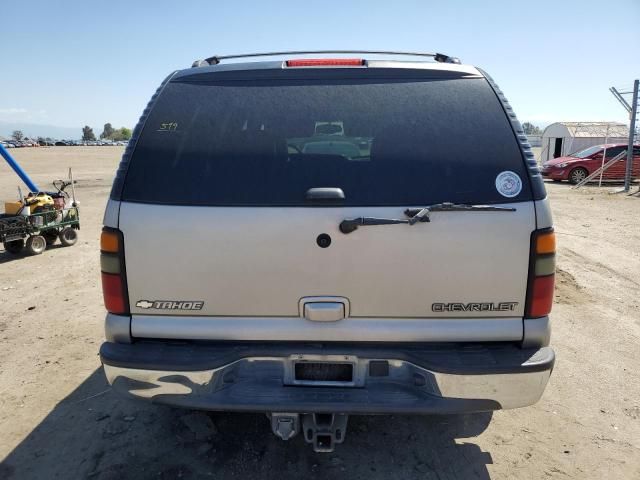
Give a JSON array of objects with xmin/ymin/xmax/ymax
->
[{"xmin": 540, "ymin": 122, "xmax": 628, "ymax": 163}]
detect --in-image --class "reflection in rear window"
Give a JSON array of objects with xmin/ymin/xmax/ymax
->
[{"xmin": 121, "ymin": 77, "xmax": 530, "ymax": 206}]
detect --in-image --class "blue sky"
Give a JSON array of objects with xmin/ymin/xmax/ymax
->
[{"xmin": 0, "ymin": 0, "xmax": 638, "ymax": 137}]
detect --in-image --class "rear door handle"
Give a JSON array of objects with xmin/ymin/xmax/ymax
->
[
  {"xmin": 304, "ymin": 302, "xmax": 345, "ymax": 322},
  {"xmin": 299, "ymin": 296, "xmax": 350, "ymax": 321}
]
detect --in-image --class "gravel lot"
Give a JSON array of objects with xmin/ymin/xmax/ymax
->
[{"xmin": 1, "ymin": 147, "xmax": 639, "ymax": 479}]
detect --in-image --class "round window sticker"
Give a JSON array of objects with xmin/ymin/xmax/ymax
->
[{"xmin": 495, "ymin": 171, "xmax": 522, "ymax": 198}]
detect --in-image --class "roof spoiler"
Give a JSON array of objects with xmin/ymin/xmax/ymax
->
[{"xmin": 191, "ymin": 50, "xmax": 461, "ymax": 68}]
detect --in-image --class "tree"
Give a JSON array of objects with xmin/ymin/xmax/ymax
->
[
  {"xmin": 100, "ymin": 123, "xmax": 115, "ymax": 139},
  {"xmin": 522, "ymin": 122, "xmax": 542, "ymax": 135},
  {"xmin": 82, "ymin": 126, "xmax": 96, "ymax": 141},
  {"xmin": 11, "ymin": 130, "xmax": 24, "ymax": 141},
  {"xmin": 119, "ymin": 127, "xmax": 132, "ymax": 140},
  {"xmin": 110, "ymin": 127, "xmax": 132, "ymax": 141}
]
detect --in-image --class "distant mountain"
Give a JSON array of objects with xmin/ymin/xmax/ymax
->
[{"xmin": 0, "ymin": 121, "xmax": 80, "ymax": 140}]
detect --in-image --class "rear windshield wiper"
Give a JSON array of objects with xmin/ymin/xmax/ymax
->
[{"xmin": 339, "ymin": 202, "xmax": 516, "ymax": 234}]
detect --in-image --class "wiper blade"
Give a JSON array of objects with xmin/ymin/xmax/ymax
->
[
  {"xmin": 404, "ymin": 202, "xmax": 516, "ymax": 218},
  {"xmin": 340, "ymin": 203, "xmax": 516, "ymax": 234}
]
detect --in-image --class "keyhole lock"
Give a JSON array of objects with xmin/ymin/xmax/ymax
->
[{"xmin": 316, "ymin": 233, "xmax": 332, "ymax": 248}]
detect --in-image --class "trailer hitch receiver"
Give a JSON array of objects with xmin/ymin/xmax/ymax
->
[{"xmin": 302, "ymin": 413, "xmax": 349, "ymax": 453}]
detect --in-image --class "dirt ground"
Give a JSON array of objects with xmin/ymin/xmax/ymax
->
[{"xmin": 0, "ymin": 147, "xmax": 639, "ymax": 479}]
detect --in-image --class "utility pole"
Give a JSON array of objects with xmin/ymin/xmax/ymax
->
[{"xmin": 624, "ymin": 80, "xmax": 638, "ymax": 192}]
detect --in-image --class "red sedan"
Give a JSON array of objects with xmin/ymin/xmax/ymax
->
[{"xmin": 542, "ymin": 143, "xmax": 640, "ymax": 184}]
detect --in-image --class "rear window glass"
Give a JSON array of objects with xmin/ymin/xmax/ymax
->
[{"xmin": 121, "ymin": 75, "xmax": 531, "ymax": 206}]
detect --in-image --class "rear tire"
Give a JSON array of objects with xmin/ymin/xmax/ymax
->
[
  {"xmin": 568, "ymin": 167, "xmax": 588, "ymax": 185},
  {"xmin": 4, "ymin": 239, "xmax": 24, "ymax": 254},
  {"xmin": 43, "ymin": 230, "xmax": 58, "ymax": 245},
  {"xmin": 25, "ymin": 235, "xmax": 47, "ymax": 255},
  {"xmin": 59, "ymin": 227, "xmax": 78, "ymax": 247}
]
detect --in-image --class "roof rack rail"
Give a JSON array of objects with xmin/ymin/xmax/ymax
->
[{"xmin": 191, "ymin": 50, "xmax": 461, "ymax": 68}]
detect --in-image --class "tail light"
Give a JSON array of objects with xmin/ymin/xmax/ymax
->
[
  {"xmin": 285, "ymin": 58, "xmax": 364, "ymax": 67},
  {"xmin": 100, "ymin": 228, "xmax": 129, "ymax": 314},
  {"xmin": 526, "ymin": 229, "xmax": 556, "ymax": 318}
]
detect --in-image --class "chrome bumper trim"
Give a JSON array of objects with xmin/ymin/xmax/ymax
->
[{"xmin": 103, "ymin": 354, "xmax": 552, "ymax": 411}]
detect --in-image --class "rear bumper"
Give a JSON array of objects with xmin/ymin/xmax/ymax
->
[{"xmin": 100, "ymin": 342, "xmax": 554, "ymax": 414}]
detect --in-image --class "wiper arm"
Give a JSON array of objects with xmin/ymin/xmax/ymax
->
[
  {"xmin": 339, "ymin": 212, "xmax": 430, "ymax": 234},
  {"xmin": 340, "ymin": 203, "xmax": 516, "ymax": 234}
]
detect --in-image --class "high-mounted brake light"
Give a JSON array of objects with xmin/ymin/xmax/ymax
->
[
  {"xmin": 285, "ymin": 58, "xmax": 364, "ymax": 67},
  {"xmin": 100, "ymin": 228, "xmax": 129, "ymax": 315},
  {"xmin": 526, "ymin": 229, "xmax": 556, "ymax": 318}
]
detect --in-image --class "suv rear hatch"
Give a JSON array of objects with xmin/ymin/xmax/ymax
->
[{"xmin": 112, "ymin": 64, "xmax": 538, "ymax": 342}]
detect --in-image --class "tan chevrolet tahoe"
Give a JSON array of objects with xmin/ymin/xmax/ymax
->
[{"xmin": 99, "ymin": 51, "xmax": 555, "ymax": 452}]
